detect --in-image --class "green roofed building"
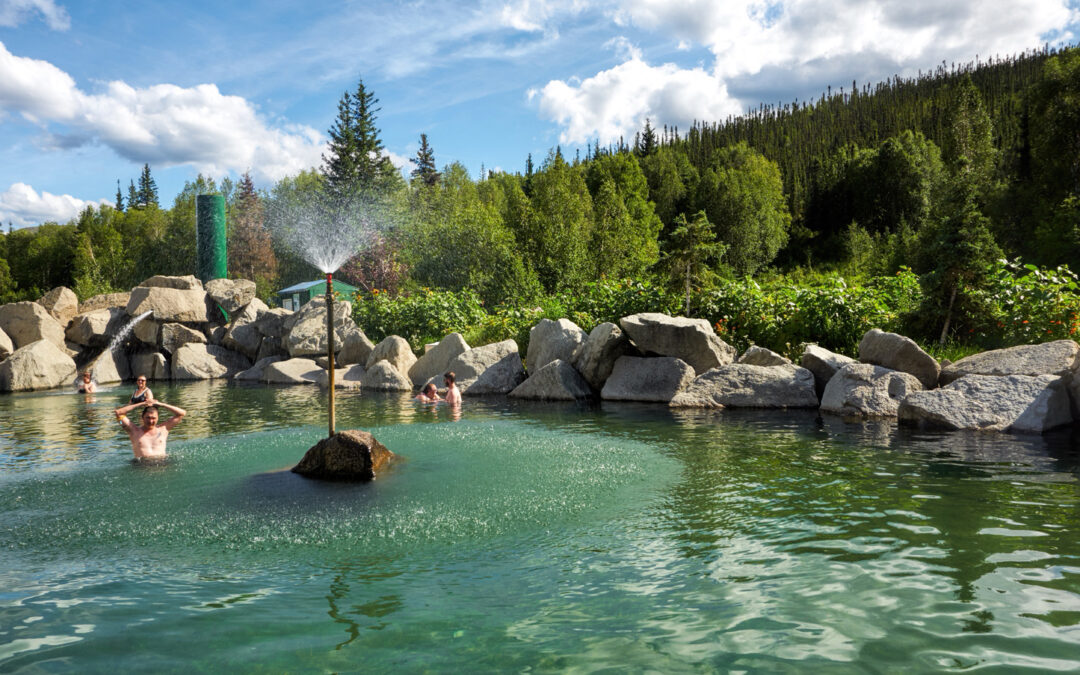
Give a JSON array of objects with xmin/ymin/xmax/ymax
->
[{"xmin": 276, "ymin": 279, "xmax": 359, "ymax": 311}]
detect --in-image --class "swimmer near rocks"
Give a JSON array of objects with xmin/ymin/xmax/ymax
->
[{"xmin": 292, "ymin": 429, "xmax": 397, "ymax": 482}]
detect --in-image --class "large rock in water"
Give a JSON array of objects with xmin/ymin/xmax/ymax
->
[
  {"xmin": 0, "ymin": 340, "xmax": 77, "ymax": 391},
  {"xmin": 571, "ymin": 322, "xmax": 635, "ymax": 390},
  {"xmin": 0, "ymin": 326, "xmax": 13, "ymax": 361},
  {"xmin": 0, "ymin": 301, "xmax": 67, "ymax": 349},
  {"xmin": 205, "ymin": 278, "xmax": 256, "ymax": 314},
  {"xmin": 619, "ymin": 313, "xmax": 736, "ymax": 374},
  {"xmin": 600, "ymin": 356, "xmax": 695, "ymax": 402},
  {"xmin": 408, "ymin": 332, "xmax": 469, "ymax": 387},
  {"xmin": 899, "ymin": 374, "xmax": 1072, "ymax": 433},
  {"xmin": 509, "ymin": 359, "xmax": 593, "ymax": 400},
  {"xmin": 337, "ymin": 324, "xmax": 375, "ymax": 366},
  {"xmin": 283, "ymin": 296, "xmax": 354, "ymax": 357},
  {"xmin": 139, "ymin": 274, "xmax": 203, "ymax": 290},
  {"xmin": 126, "ymin": 286, "xmax": 213, "ymax": 323},
  {"xmin": 858, "ymin": 328, "xmax": 940, "ymax": 389},
  {"xmin": 315, "ymin": 363, "xmax": 365, "ymax": 390},
  {"xmin": 361, "ymin": 361, "xmax": 413, "ymax": 391},
  {"xmin": 448, "ymin": 340, "xmax": 526, "ymax": 395},
  {"xmin": 292, "ymin": 429, "xmax": 396, "ymax": 482},
  {"xmin": 939, "ymin": 340, "xmax": 1080, "ymax": 385},
  {"xmin": 670, "ymin": 363, "xmax": 818, "ymax": 408},
  {"xmin": 262, "ymin": 357, "xmax": 322, "ymax": 384},
  {"xmin": 365, "ymin": 336, "xmax": 417, "ymax": 376},
  {"xmin": 800, "ymin": 344, "xmax": 856, "ymax": 399},
  {"xmin": 820, "ymin": 363, "xmax": 923, "ymax": 417},
  {"xmin": 37, "ymin": 286, "xmax": 79, "ymax": 327},
  {"xmin": 172, "ymin": 343, "xmax": 251, "ymax": 380},
  {"xmin": 90, "ymin": 348, "xmax": 131, "ymax": 384},
  {"xmin": 234, "ymin": 355, "xmax": 283, "ymax": 381},
  {"xmin": 129, "ymin": 351, "xmax": 170, "ymax": 381},
  {"xmin": 526, "ymin": 318, "xmax": 586, "ymax": 374},
  {"xmin": 65, "ymin": 307, "xmax": 126, "ymax": 348}
]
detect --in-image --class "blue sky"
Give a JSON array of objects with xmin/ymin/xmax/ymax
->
[{"xmin": 0, "ymin": 0, "xmax": 1077, "ymax": 227}]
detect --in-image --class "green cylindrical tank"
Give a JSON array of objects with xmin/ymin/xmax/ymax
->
[{"xmin": 196, "ymin": 194, "xmax": 227, "ymax": 282}]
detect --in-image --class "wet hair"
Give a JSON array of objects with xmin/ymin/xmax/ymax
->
[
  {"xmin": 136, "ymin": 374, "xmax": 148, "ymax": 383},
  {"xmin": 81, "ymin": 371, "xmax": 92, "ymax": 379},
  {"xmin": 444, "ymin": 371, "xmax": 455, "ymax": 384},
  {"xmin": 423, "ymin": 382, "xmax": 437, "ymax": 395},
  {"xmin": 141, "ymin": 405, "xmax": 159, "ymax": 419}
]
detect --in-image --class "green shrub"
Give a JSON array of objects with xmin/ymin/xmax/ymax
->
[
  {"xmin": 971, "ymin": 259, "xmax": 1080, "ymax": 346},
  {"xmin": 352, "ymin": 287, "xmax": 488, "ymax": 351}
]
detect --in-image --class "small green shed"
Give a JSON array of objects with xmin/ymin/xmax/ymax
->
[{"xmin": 276, "ymin": 279, "xmax": 359, "ymax": 311}]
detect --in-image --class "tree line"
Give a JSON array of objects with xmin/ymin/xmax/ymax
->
[{"xmin": 0, "ymin": 45, "xmax": 1076, "ymax": 349}]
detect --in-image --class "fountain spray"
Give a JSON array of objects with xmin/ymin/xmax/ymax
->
[{"xmin": 326, "ymin": 272, "xmax": 336, "ymax": 438}]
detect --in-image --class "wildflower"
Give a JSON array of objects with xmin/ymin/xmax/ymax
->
[{"xmin": 1022, "ymin": 320, "xmax": 1028, "ymax": 324}]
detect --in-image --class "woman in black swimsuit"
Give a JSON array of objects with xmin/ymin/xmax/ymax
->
[{"xmin": 130, "ymin": 375, "xmax": 153, "ymax": 404}]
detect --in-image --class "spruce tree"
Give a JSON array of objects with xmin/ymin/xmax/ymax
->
[
  {"xmin": 114, "ymin": 180, "xmax": 124, "ymax": 211},
  {"xmin": 409, "ymin": 133, "xmax": 439, "ymax": 187},
  {"xmin": 136, "ymin": 164, "xmax": 158, "ymax": 207},
  {"xmin": 127, "ymin": 180, "xmax": 138, "ymax": 209},
  {"xmin": 228, "ymin": 171, "xmax": 277, "ymax": 283},
  {"xmin": 322, "ymin": 77, "xmax": 396, "ymax": 195}
]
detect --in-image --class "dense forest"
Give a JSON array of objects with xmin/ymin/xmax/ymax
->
[{"xmin": 1, "ymin": 44, "xmax": 1078, "ymax": 357}]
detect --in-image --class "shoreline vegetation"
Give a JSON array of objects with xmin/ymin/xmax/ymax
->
[{"xmin": 0, "ymin": 45, "xmax": 1077, "ymax": 362}]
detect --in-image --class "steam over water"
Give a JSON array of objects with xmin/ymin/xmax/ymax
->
[{"xmin": 2, "ymin": 382, "xmax": 1080, "ymax": 671}]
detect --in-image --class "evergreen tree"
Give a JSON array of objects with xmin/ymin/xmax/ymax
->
[
  {"xmin": 127, "ymin": 180, "xmax": 138, "ymax": 210},
  {"xmin": 637, "ymin": 118, "xmax": 658, "ymax": 156},
  {"xmin": 522, "ymin": 151, "xmax": 593, "ymax": 291},
  {"xmin": 409, "ymin": 133, "xmax": 440, "ymax": 187},
  {"xmin": 659, "ymin": 211, "xmax": 727, "ymax": 315},
  {"xmin": 943, "ymin": 75, "xmax": 996, "ymax": 198},
  {"xmin": 136, "ymin": 164, "xmax": 158, "ymax": 207},
  {"xmin": 322, "ymin": 77, "xmax": 397, "ymax": 195},
  {"xmin": 114, "ymin": 180, "xmax": 124, "ymax": 212}
]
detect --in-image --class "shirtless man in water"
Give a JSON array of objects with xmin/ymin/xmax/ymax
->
[{"xmin": 114, "ymin": 398, "xmax": 186, "ymax": 459}]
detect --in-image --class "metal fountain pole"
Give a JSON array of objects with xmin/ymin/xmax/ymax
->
[{"xmin": 326, "ymin": 272, "xmax": 336, "ymax": 438}]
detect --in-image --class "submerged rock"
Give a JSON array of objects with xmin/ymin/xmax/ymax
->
[{"xmin": 292, "ymin": 429, "xmax": 396, "ymax": 482}]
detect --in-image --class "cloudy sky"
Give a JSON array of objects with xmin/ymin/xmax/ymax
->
[{"xmin": 0, "ymin": 0, "xmax": 1077, "ymax": 227}]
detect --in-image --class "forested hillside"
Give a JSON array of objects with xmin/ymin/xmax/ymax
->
[{"xmin": 1, "ymin": 44, "xmax": 1077, "ymax": 355}]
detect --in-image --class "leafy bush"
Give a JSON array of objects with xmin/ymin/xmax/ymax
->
[
  {"xmin": 693, "ymin": 269, "xmax": 922, "ymax": 358},
  {"xmin": 971, "ymin": 259, "xmax": 1080, "ymax": 346},
  {"xmin": 352, "ymin": 287, "xmax": 488, "ymax": 351}
]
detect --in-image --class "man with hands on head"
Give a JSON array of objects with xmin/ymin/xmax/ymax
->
[{"xmin": 115, "ymin": 397, "xmax": 186, "ymax": 460}]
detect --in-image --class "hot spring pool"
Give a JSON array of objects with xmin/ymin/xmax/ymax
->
[{"xmin": 2, "ymin": 380, "xmax": 1079, "ymax": 672}]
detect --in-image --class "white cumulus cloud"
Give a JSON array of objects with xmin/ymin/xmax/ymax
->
[
  {"xmin": 530, "ymin": 44, "xmax": 741, "ymax": 145},
  {"xmin": 0, "ymin": 41, "xmax": 326, "ymax": 184},
  {"xmin": 0, "ymin": 182, "xmax": 108, "ymax": 227},
  {"xmin": 535, "ymin": 0, "xmax": 1078, "ymax": 144},
  {"xmin": 0, "ymin": 0, "xmax": 70, "ymax": 30}
]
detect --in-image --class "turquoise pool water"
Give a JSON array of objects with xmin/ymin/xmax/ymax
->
[{"xmin": 2, "ymin": 380, "xmax": 1079, "ymax": 672}]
